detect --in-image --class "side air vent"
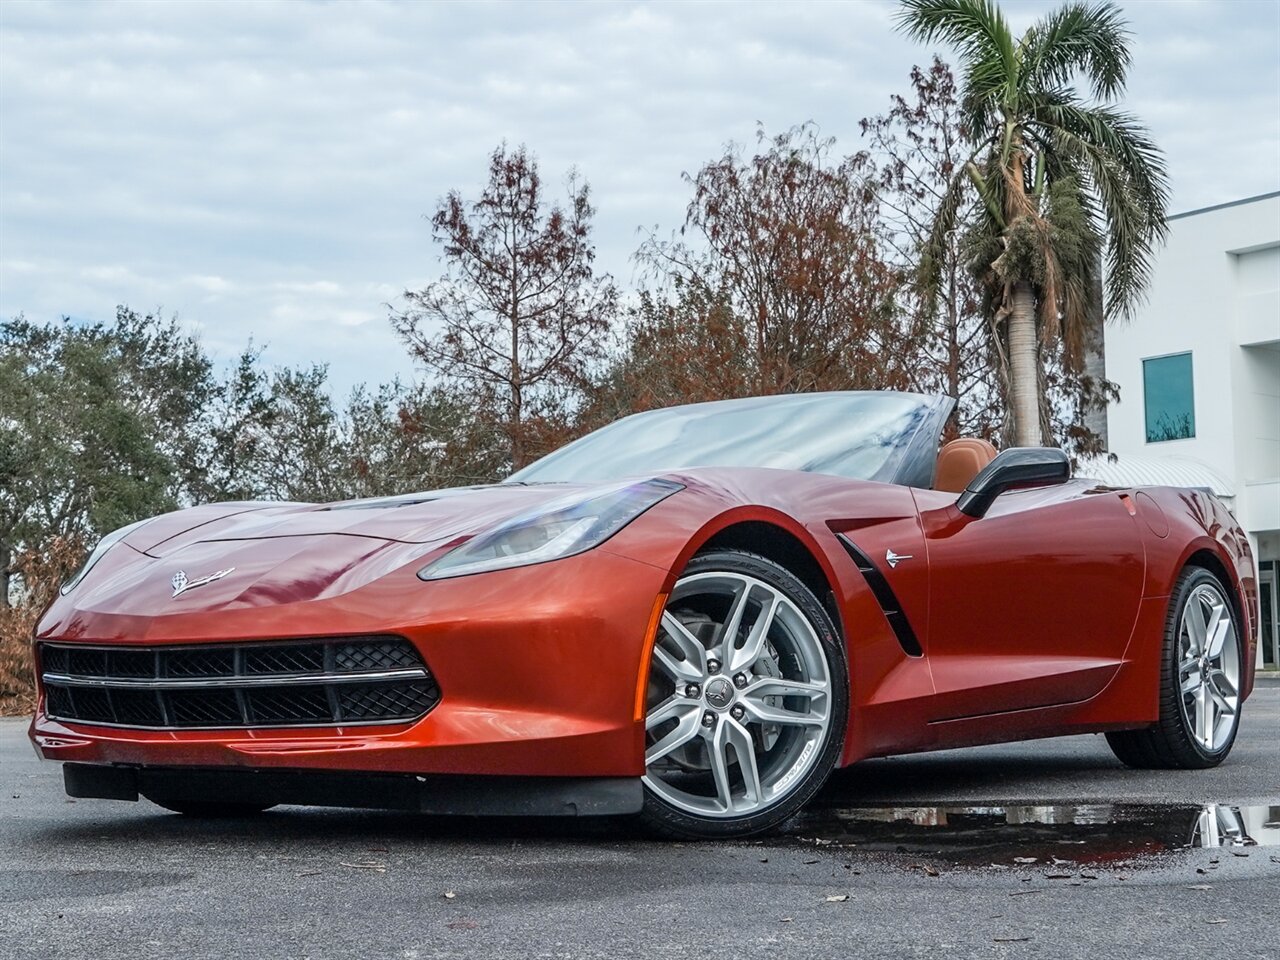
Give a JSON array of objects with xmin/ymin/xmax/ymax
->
[{"xmin": 836, "ymin": 534, "xmax": 924, "ymax": 658}]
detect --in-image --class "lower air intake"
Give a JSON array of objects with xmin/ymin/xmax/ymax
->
[{"xmin": 39, "ymin": 636, "xmax": 439, "ymax": 730}]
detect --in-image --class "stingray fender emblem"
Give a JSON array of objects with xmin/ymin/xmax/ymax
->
[
  {"xmin": 884, "ymin": 549, "xmax": 913, "ymax": 569},
  {"xmin": 171, "ymin": 567, "xmax": 235, "ymax": 598}
]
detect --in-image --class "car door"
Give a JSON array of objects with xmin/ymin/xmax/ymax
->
[{"xmin": 912, "ymin": 481, "xmax": 1146, "ymax": 720}]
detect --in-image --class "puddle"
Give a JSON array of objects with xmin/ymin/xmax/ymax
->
[{"xmin": 783, "ymin": 803, "xmax": 1280, "ymax": 866}]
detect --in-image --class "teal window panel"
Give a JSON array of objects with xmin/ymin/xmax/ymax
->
[{"xmin": 1143, "ymin": 352, "xmax": 1195, "ymax": 443}]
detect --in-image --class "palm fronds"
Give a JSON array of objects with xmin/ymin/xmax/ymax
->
[
  {"xmin": 1021, "ymin": 1, "xmax": 1131, "ymax": 101},
  {"xmin": 898, "ymin": 0, "xmax": 1019, "ymax": 136},
  {"xmin": 896, "ymin": 0, "xmax": 1168, "ymax": 328},
  {"xmin": 1030, "ymin": 96, "xmax": 1169, "ymax": 319}
]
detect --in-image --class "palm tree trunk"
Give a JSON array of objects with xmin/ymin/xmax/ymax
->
[
  {"xmin": 509, "ymin": 266, "xmax": 524, "ymax": 471},
  {"xmin": 1081, "ymin": 250, "xmax": 1108, "ymax": 449},
  {"xmin": 1008, "ymin": 281, "xmax": 1042, "ymax": 447},
  {"xmin": 0, "ymin": 542, "xmax": 10, "ymax": 609}
]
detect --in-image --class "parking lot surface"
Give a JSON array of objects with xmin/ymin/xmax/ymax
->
[{"xmin": 2, "ymin": 679, "xmax": 1277, "ymax": 960}]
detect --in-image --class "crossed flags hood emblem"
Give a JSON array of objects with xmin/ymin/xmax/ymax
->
[{"xmin": 170, "ymin": 567, "xmax": 235, "ymax": 598}]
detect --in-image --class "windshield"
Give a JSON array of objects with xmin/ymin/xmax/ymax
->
[{"xmin": 509, "ymin": 391, "xmax": 951, "ymax": 486}]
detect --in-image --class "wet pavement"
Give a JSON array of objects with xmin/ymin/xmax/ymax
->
[
  {"xmin": 1, "ymin": 677, "xmax": 1278, "ymax": 959},
  {"xmin": 783, "ymin": 801, "xmax": 1280, "ymax": 866}
]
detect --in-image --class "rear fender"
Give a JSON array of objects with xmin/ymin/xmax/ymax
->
[{"xmin": 1136, "ymin": 487, "xmax": 1257, "ymax": 700}]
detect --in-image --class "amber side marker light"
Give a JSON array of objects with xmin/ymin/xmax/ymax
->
[{"xmin": 633, "ymin": 592, "xmax": 670, "ymax": 724}]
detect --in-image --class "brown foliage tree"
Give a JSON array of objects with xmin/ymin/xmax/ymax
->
[
  {"xmin": 342, "ymin": 381, "xmax": 508, "ymax": 492},
  {"xmin": 861, "ymin": 58, "xmax": 1003, "ymax": 442},
  {"xmin": 629, "ymin": 125, "xmax": 909, "ymax": 404},
  {"xmin": 578, "ymin": 287, "xmax": 750, "ymax": 431},
  {"xmin": 0, "ymin": 537, "xmax": 82, "ymax": 714},
  {"xmin": 391, "ymin": 145, "xmax": 618, "ymax": 471}
]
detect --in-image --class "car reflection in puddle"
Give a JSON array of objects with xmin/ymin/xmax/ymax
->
[{"xmin": 781, "ymin": 803, "xmax": 1280, "ymax": 867}]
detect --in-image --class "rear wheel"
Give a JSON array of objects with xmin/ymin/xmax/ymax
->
[
  {"xmin": 1106, "ymin": 567, "xmax": 1243, "ymax": 769},
  {"xmin": 639, "ymin": 549, "xmax": 847, "ymax": 839}
]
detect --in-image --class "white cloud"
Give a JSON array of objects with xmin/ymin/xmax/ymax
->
[
  {"xmin": 1, "ymin": 0, "xmax": 1277, "ymax": 398},
  {"xmin": 273, "ymin": 280, "xmax": 344, "ymax": 296},
  {"xmin": 81, "ymin": 264, "xmax": 144, "ymax": 285},
  {"xmin": 186, "ymin": 274, "xmax": 232, "ymax": 294},
  {"xmin": 0, "ymin": 259, "xmax": 45, "ymax": 276}
]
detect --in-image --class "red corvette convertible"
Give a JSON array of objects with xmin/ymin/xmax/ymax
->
[{"xmin": 29, "ymin": 391, "xmax": 1258, "ymax": 838}]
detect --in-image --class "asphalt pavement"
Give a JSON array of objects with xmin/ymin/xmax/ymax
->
[{"xmin": 2, "ymin": 679, "xmax": 1277, "ymax": 960}]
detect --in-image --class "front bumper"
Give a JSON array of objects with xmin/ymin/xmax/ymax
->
[{"xmin": 30, "ymin": 548, "xmax": 670, "ymax": 781}]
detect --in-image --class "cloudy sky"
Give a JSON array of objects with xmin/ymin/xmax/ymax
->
[{"xmin": 2, "ymin": 0, "xmax": 1278, "ymax": 397}]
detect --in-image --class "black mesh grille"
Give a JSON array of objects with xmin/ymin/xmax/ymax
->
[
  {"xmin": 335, "ymin": 638, "xmax": 421, "ymax": 672},
  {"xmin": 41, "ymin": 646, "xmax": 70, "ymax": 675},
  {"xmin": 39, "ymin": 636, "xmax": 437, "ymax": 729},
  {"xmin": 166, "ymin": 648, "xmax": 234, "ymax": 678},
  {"xmin": 108, "ymin": 649, "xmax": 155, "ymax": 678},
  {"xmin": 166, "ymin": 689, "xmax": 241, "ymax": 725},
  {"xmin": 71, "ymin": 687, "xmax": 114, "ymax": 724},
  {"xmin": 111, "ymin": 688, "xmax": 165, "ymax": 726},
  {"xmin": 68, "ymin": 648, "xmax": 107, "ymax": 677},
  {"xmin": 338, "ymin": 680, "xmax": 440, "ymax": 722},
  {"xmin": 247, "ymin": 686, "xmax": 333, "ymax": 725},
  {"xmin": 46, "ymin": 684, "xmax": 74, "ymax": 717},
  {"xmin": 244, "ymin": 644, "xmax": 324, "ymax": 676}
]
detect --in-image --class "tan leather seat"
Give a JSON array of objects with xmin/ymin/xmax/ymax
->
[{"xmin": 935, "ymin": 438, "xmax": 998, "ymax": 493}]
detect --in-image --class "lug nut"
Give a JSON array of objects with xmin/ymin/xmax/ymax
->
[
  {"xmin": 733, "ymin": 673, "xmax": 748, "ymax": 689},
  {"xmin": 685, "ymin": 683, "xmax": 701, "ymax": 699},
  {"xmin": 730, "ymin": 704, "xmax": 746, "ymax": 721},
  {"xmin": 707, "ymin": 658, "xmax": 721, "ymax": 674},
  {"xmin": 702, "ymin": 711, "xmax": 717, "ymax": 728}
]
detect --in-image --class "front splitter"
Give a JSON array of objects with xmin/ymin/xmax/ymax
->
[{"xmin": 62, "ymin": 763, "xmax": 643, "ymax": 817}]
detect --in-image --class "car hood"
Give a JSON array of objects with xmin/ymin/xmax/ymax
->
[
  {"xmin": 45, "ymin": 483, "xmax": 614, "ymax": 624},
  {"xmin": 128, "ymin": 483, "xmax": 593, "ymax": 556}
]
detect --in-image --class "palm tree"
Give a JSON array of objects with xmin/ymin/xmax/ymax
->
[{"xmin": 897, "ymin": 0, "xmax": 1169, "ymax": 447}]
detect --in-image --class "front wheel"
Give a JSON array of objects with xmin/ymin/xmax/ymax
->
[
  {"xmin": 1107, "ymin": 566, "xmax": 1243, "ymax": 769},
  {"xmin": 639, "ymin": 549, "xmax": 848, "ymax": 839}
]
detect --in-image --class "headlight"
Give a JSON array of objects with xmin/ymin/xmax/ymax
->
[
  {"xmin": 418, "ymin": 478, "xmax": 683, "ymax": 580},
  {"xmin": 60, "ymin": 518, "xmax": 153, "ymax": 596}
]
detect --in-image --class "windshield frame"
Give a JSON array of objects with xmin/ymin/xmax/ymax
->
[{"xmin": 507, "ymin": 391, "xmax": 956, "ymax": 489}]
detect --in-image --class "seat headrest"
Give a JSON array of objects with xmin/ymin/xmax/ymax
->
[{"xmin": 935, "ymin": 438, "xmax": 998, "ymax": 493}]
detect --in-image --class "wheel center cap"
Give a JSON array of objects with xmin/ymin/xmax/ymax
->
[{"xmin": 705, "ymin": 677, "xmax": 734, "ymax": 709}]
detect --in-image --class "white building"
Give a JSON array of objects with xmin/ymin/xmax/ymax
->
[{"xmin": 1096, "ymin": 190, "xmax": 1280, "ymax": 673}]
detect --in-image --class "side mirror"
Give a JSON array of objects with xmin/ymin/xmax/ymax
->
[{"xmin": 956, "ymin": 447, "xmax": 1070, "ymax": 519}]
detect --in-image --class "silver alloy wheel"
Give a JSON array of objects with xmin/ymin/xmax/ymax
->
[
  {"xmin": 1177, "ymin": 582, "xmax": 1240, "ymax": 752},
  {"xmin": 642, "ymin": 571, "xmax": 833, "ymax": 819},
  {"xmin": 1191, "ymin": 804, "xmax": 1251, "ymax": 848}
]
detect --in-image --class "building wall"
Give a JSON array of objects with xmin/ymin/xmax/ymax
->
[
  {"xmin": 1104, "ymin": 193, "xmax": 1280, "ymax": 673},
  {"xmin": 1104, "ymin": 193, "xmax": 1280, "ymax": 555}
]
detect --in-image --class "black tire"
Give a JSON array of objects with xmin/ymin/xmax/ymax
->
[
  {"xmin": 639, "ymin": 549, "xmax": 848, "ymax": 839},
  {"xmin": 1106, "ymin": 566, "xmax": 1243, "ymax": 770},
  {"xmin": 143, "ymin": 790, "xmax": 275, "ymax": 818}
]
